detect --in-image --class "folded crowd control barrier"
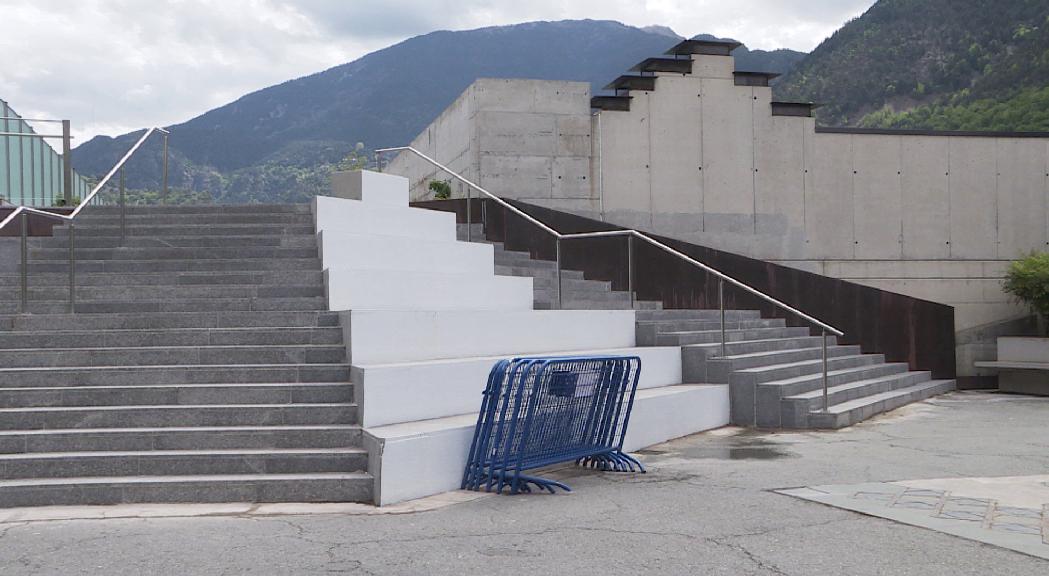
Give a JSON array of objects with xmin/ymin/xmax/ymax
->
[{"xmin": 461, "ymin": 355, "xmax": 644, "ymax": 494}]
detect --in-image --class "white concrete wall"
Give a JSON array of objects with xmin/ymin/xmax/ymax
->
[
  {"xmin": 386, "ymin": 78, "xmax": 599, "ymax": 215},
  {"xmin": 386, "ymin": 53, "xmax": 1049, "ymax": 377}
]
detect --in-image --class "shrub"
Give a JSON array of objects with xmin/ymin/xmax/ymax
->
[
  {"xmin": 428, "ymin": 180, "xmax": 452, "ymax": 200},
  {"xmin": 1003, "ymin": 252, "xmax": 1049, "ymax": 335},
  {"xmin": 52, "ymin": 196, "xmax": 82, "ymax": 207}
]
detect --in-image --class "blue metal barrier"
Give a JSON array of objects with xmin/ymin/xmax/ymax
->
[{"xmin": 461, "ymin": 355, "xmax": 644, "ymax": 495}]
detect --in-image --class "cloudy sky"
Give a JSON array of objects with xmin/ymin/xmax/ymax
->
[{"xmin": 1, "ymin": 0, "xmax": 875, "ymax": 142}]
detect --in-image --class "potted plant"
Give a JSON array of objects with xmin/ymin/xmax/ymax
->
[{"xmin": 428, "ymin": 179, "xmax": 452, "ymax": 200}]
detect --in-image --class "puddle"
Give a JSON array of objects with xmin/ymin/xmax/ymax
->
[
  {"xmin": 675, "ymin": 444, "xmax": 794, "ymax": 460},
  {"xmin": 638, "ymin": 431, "xmax": 796, "ymax": 461}
]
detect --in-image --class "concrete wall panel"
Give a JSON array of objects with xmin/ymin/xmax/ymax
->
[
  {"xmin": 689, "ymin": 55, "xmax": 734, "ymax": 79},
  {"xmin": 900, "ymin": 137, "xmax": 950, "ymax": 259},
  {"xmin": 476, "ymin": 112, "xmax": 556, "ymax": 156},
  {"xmin": 701, "ymin": 79, "xmax": 754, "ymax": 234},
  {"xmin": 556, "ymin": 115, "xmax": 592, "ymax": 157},
  {"xmin": 471, "ymin": 78, "xmax": 590, "ymax": 115},
  {"xmin": 996, "ymin": 138, "xmax": 1047, "ymax": 258},
  {"xmin": 947, "ymin": 138, "xmax": 998, "ymax": 259},
  {"xmin": 478, "ymin": 154, "xmax": 552, "ymax": 199},
  {"xmin": 806, "ymin": 134, "xmax": 854, "ymax": 259},
  {"xmin": 552, "ymin": 156, "xmax": 591, "ymax": 199},
  {"xmin": 755, "ymin": 114, "xmax": 808, "ymax": 259},
  {"xmin": 852, "ymin": 135, "xmax": 903, "ymax": 259},
  {"xmin": 649, "ymin": 76, "xmax": 702, "ymax": 236},
  {"xmin": 597, "ymin": 93, "xmax": 652, "ymax": 219}
]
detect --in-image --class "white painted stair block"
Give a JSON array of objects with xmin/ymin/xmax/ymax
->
[
  {"xmin": 330, "ymin": 170, "xmax": 409, "ymax": 207},
  {"xmin": 363, "ymin": 384, "xmax": 730, "ymax": 505},
  {"xmin": 319, "ymin": 230, "xmax": 494, "ymax": 275},
  {"xmin": 315, "ymin": 167, "xmax": 727, "ymax": 507},
  {"xmin": 346, "ymin": 309, "xmax": 636, "ymax": 365},
  {"xmin": 313, "ymin": 196, "xmax": 456, "ymax": 242},
  {"xmin": 325, "ymin": 269, "xmax": 534, "ymax": 312},
  {"xmin": 352, "ymin": 346, "xmax": 683, "ymax": 428}
]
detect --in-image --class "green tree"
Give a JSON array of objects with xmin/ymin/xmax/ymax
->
[{"xmin": 1003, "ymin": 252, "xmax": 1049, "ymax": 335}]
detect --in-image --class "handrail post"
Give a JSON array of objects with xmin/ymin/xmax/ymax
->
[
  {"xmin": 161, "ymin": 132, "xmax": 169, "ymax": 202},
  {"xmin": 19, "ymin": 212, "xmax": 27, "ymax": 313},
  {"xmin": 555, "ymin": 238, "xmax": 563, "ymax": 310},
  {"xmin": 119, "ymin": 167, "xmax": 126, "ymax": 245},
  {"xmin": 481, "ymin": 198, "xmax": 487, "ymax": 235},
  {"xmin": 68, "ymin": 221, "xmax": 75, "ymax": 313},
  {"xmin": 62, "ymin": 120, "xmax": 72, "ymax": 206},
  {"xmin": 376, "ymin": 151, "xmax": 383, "ymax": 173},
  {"xmin": 627, "ymin": 234, "xmax": 635, "ymax": 308},
  {"xmin": 822, "ymin": 330, "xmax": 829, "ymax": 412},
  {"xmin": 719, "ymin": 278, "xmax": 726, "ymax": 357},
  {"xmin": 465, "ymin": 182, "xmax": 472, "ymax": 242}
]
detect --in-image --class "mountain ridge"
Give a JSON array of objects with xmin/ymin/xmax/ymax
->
[{"xmin": 73, "ymin": 19, "xmax": 804, "ymax": 202}]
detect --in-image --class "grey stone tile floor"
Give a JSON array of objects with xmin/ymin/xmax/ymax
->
[
  {"xmin": 2, "ymin": 391, "xmax": 1049, "ymax": 575},
  {"xmin": 780, "ymin": 481, "xmax": 1049, "ymax": 559}
]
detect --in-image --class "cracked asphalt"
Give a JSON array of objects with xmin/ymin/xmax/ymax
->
[{"xmin": 1, "ymin": 391, "xmax": 1048, "ymax": 575}]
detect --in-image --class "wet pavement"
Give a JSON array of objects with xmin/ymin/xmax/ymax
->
[{"xmin": 1, "ymin": 391, "xmax": 1048, "ymax": 575}]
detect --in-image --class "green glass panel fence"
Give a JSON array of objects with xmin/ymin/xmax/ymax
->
[{"xmin": 0, "ymin": 98, "xmax": 91, "ymax": 207}]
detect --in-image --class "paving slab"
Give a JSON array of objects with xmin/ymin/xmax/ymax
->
[{"xmin": 779, "ymin": 475, "xmax": 1049, "ymax": 560}]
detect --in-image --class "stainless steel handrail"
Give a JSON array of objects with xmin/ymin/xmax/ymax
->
[
  {"xmin": 376, "ymin": 145, "xmax": 844, "ymax": 411},
  {"xmin": 0, "ymin": 126, "xmax": 170, "ymax": 313}
]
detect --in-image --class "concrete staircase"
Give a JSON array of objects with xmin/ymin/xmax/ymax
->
[
  {"xmin": 639, "ymin": 311, "xmax": 954, "ymax": 429},
  {"xmin": 0, "ymin": 170, "xmax": 954, "ymax": 510},
  {"xmin": 457, "ymin": 223, "xmax": 661, "ymax": 311},
  {"xmin": 0, "ymin": 204, "xmax": 370, "ymax": 507},
  {"xmin": 454, "ymin": 225, "xmax": 955, "ymax": 430}
]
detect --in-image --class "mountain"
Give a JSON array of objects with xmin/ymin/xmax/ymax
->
[
  {"xmin": 775, "ymin": 0, "xmax": 1049, "ymax": 129},
  {"xmin": 73, "ymin": 20, "xmax": 804, "ymax": 203}
]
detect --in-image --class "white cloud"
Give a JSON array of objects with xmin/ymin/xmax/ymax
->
[{"xmin": 0, "ymin": 0, "xmax": 874, "ymax": 142}]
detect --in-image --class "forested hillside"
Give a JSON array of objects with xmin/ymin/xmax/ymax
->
[{"xmin": 776, "ymin": 0, "xmax": 1049, "ymax": 130}]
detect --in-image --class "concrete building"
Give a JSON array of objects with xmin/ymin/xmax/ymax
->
[{"xmin": 386, "ymin": 39, "xmax": 1049, "ymax": 380}]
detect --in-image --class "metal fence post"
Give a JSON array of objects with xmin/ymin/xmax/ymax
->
[
  {"xmin": 822, "ymin": 330, "xmax": 829, "ymax": 411},
  {"xmin": 2, "ymin": 100, "xmax": 9, "ymax": 204},
  {"xmin": 161, "ymin": 132, "xmax": 169, "ymax": 202},
  {"xmin": 20, "ymin": 212, "xmax": 28, "ymax": 313},
  {"xmin": 481, "ymin": 198, "xmax": 487, "ymax": 235},
  {"xmin": 465, "ymin": 182, "xmax": 472, "ymax": 242},
  {"xmin": 28, "ymin": 135, "xmax": 35, "ymax": 207},
  {"xmin": 61, "ymin": 120, "xmax": 72, "ymax": 205},
  {"xmin": 68, "ymin": 221, "xmax": 75, "ymax": 313},
  {"xmin": 719, "ymin": 278, "xmax": 726, "ymax": 357},
  {"xmin": 627, "ymin": 234, "xmax": 635, "ymax": 308},
  {"xmin": 555, "ymin": 238, "xmax": 563, "ymax": 310},
  {"xmin": 119, "ymin": 167, "xmax": 126, "ymax": 245}
]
